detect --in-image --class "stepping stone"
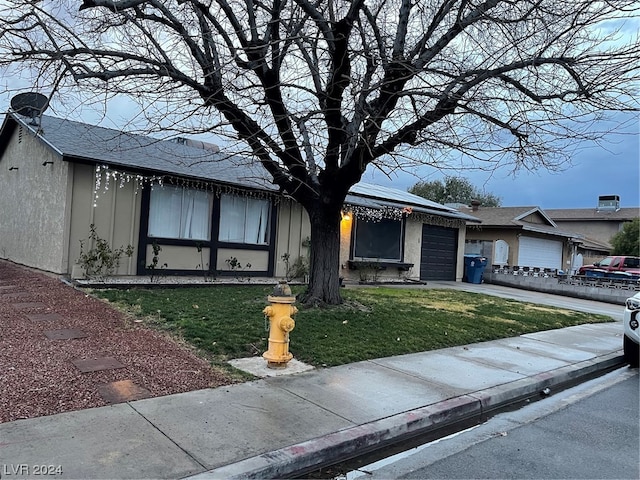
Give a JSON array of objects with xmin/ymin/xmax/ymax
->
[
  {"xmin": 71, "ymin": 357, "xmax": 125, "ymax": 373},
  {"xmin": 11, "ymin": 302, "xmax": 47, "ymax": 310},
  {"xmin": 98, "ymin": 379, "xmax": 152, "ymax": 404},
  {"xmin": 0, "ymin": 285, "xmax": 20, "ymax": 291},
  {"xmin": 43, "ymin": 329, "xmax": 89, "ymax": 340},
  {"xmin": 0, "ymin": 291, "xmax": 31, "ymax": 299},
  {"xmin": 26, "ymin": 313, "xmax": 64, "ymax": 322}
]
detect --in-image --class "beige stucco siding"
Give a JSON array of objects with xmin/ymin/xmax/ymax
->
[
  {"xmin": 466, "ymin": 229, "xmax": 520, "ymax": 267},
  {"xmin": 338, "ymin": 214, "xmax": 465, "ymax": 282},
  {"xmin": 68, "ymin": 163, "xmax": 141, "ymax": 275},
  {"xmin": 0, "ymin": 125, "xmax": 70, "ymax": 273},
  {"xmin": 554, "ymin": 220, "xmax": 621, "ymax": 246}
]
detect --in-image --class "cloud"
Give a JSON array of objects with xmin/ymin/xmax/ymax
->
[{"xmin": 364, "ymin": 115, "xmax": 639, "ymax": 209}]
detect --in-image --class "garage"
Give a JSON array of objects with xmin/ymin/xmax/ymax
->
[
  {"xmin": 420, "ymin": 225, "xmax": 458, "ymax": 281},
  {"xmin": 517, "ymin": 236, "xmax": 563, "ymax": 269}
]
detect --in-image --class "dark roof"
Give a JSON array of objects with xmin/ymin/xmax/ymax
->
[
  {"xmin": 1, "ymin": 113, "xmax": 477, "ymax": 223},
  {"xmin": 546, "ymin": 207, "xmax": 639, "ymax": 222},
  {"xmin": 462, "ymin": 206, "xmax": 576, "ymax": 238},
  {"xmin": 347, "ymin": 183, "xmax": 480, "ymax": 222},
  {"xmin": 1, "ymin": 112, "xmax": 277, "ymax": 192},
  {"xmin": 579, "ymin": 236, "xmax": 612, "ymax": 252}
]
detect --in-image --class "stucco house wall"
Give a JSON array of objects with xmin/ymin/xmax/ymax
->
[
  {"xmin": 552, "ymin": 220, "xmax": 621, "ymax": 246},
  {"xmin": 465, "ymin": 229, "xmax": 520, "ymax": 267},
  {"xmin": 0, "ymin": 125, "xmax": 71, "ymax": 273}
]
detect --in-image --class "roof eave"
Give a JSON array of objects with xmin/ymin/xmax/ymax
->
[
  {"xmin": 0, "ymin": 115, "xmax": 17, "ymax": 159},
  {"xmin": 62, "ymin": 154, "xmax": 279, "ymax": 195}
]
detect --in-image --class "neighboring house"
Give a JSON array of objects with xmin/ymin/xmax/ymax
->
[
  {"xmin": 0, "ymin": 112, "xmax": 478, "ymax": 283},
  {"xmin": 546, "ymin": 196, "xmax": 639, "ymax": 264},
  {"xmin": 460, "ymin": 203, "xmax": 587, "ymax": 273}
]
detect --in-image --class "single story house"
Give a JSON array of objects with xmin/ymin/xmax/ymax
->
[
  {"xmin": 460, "ymin": 203, "xmax": 588, "ymax": 273},
  {"xmin": 0, "ymin": 112, "xmax": 478, "ymax": 283},
  {"xmin": 546, "ymin": 196, "xmax": 639, "ymax": 264}
]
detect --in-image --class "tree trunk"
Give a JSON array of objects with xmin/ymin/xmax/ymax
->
[{"xmin": 299, "ymin": 205, "xmax": 343, "ymax": 306}]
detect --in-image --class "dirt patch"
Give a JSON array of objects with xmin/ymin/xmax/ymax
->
[{"xmin": 521, "ymin": 304, "xmax": 575, "ymax": 316}]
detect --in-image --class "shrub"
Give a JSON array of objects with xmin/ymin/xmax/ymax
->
[{"xmin": 78, "ymin": 224, "xmax": 134, "ymax": 279}]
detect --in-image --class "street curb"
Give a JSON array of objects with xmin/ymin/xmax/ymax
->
[
  {"xmin": 469, "ymin": 351, "xmax": 624, "ymax": 415},
  {"xmin": 185, "ymin": 352, "xmax": 625, "ymax": 480}
]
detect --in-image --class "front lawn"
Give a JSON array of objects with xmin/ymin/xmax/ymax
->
[{"xmin": 95, "ymin": 285, "xmax": 611, "ymax": 367}]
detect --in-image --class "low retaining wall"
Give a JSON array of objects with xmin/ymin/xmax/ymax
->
[{"xmin": 484, "ymin": 272, "xmax": 637, "ymax": 306}]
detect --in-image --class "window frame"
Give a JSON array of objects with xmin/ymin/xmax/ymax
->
[{"xmin": 351, "ymin": 216, "xmax": 405, "ymax": 262}]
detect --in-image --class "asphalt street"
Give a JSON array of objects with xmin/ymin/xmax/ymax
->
[{"xmin": 346, "ymin": 368, "xmax": 639, "ymax": 480}]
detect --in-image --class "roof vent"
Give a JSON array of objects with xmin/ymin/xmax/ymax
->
[
  {"xmin": 171, "ymin": 137, "xmax": 219, "ymax": 153},
  {"xmin": 596, "ymin": 195, "xmax": 620, "ymax": 212}
]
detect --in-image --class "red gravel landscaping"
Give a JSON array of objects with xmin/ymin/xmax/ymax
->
[{"xmin": 0, "ymin": 260, "xmax": 234, "ymax": 423}]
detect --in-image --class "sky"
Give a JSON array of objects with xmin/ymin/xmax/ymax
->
[{"xmin": 362, "ymin": 115, "xmax": 640, "ymax": 209}]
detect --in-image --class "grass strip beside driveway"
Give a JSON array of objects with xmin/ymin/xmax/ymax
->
[{"xmin": 95, "ymin": 286, "xmax": 612, "ymax": 368}]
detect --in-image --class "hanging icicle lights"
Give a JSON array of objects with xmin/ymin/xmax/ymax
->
[
  {"xmin": 91, "ymin": 165, "xmax": 462, "ymax": 228},
  {"xmin": 344, "ymin": 202, "xmax": 465, "ymax": 228},
  {"xmin": 92, "ymin": 164, "xmax": 278, "ymax": 208}
]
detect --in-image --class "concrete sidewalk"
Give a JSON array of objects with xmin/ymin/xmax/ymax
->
[{"xmin": 0, "ymin": 321, "xmax": 625, "ymax": 480}]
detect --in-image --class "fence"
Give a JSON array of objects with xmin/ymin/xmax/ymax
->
[{"xmin": 484, "ymin": 266, "xmax": 638, "ymax": 306}]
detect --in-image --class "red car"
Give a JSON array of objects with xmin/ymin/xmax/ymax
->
[{"xmin": 577, "ymin": 256, "xmax": 640, "ymax": 277}]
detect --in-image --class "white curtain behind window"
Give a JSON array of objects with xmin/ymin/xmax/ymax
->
[
  {"xmin": 181, "ymin": 189, "xmax": 211, "ymax": 240},
  {"xmin": 219, "ymin": 194, "xmax": 270, "ymax": 244},
  {"xmin": 149, "ymin": 185, "xmax": 211, "ymax": 240},
  {"xmin": 148, "ymin": 185, "xmax": 182, "ymax": 238},
  {"xmin": 219, "ymin": 195, "xmax": 246, "ymax": 242},
  {"xmin": 244, "ymin": 198, "xmax": 270, "ymax": 244}
]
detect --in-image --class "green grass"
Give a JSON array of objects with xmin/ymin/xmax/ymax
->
[{"xmin": 94, "ymin": 285, "xmax": 611, "ymax": 367}]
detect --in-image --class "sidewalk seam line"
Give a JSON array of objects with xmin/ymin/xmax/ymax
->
[
  {"xmin": 127, "ymin": 402, "xmax": 209, "ymax": 473},
  {"xmin": 270, "ymin": 384, "xmax": 359, "ymax": 424}
]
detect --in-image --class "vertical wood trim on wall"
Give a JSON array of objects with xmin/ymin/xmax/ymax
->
[
  {"xmin": 89, "ymin": 167, "xmax": 96, "ymax": 228},
  {"xmin": 137, "ymin": 185, "xmax": 151, "ymax": 273},
  {"xmin": 401, "ymin": 216, "xmax": 408, "ymax": 261},
  {"xmin": 109, "ymin": 182, "xmax": 117, "ymax": 248},
  {"xmin": 128, "ymin": 185, "xmax": 139, "ymax": 274},
  {"xmin": 267, "ymin": 202, "xmax": 278, "ymax": 276},
  {"xmin": 210, "ymin": 194, "xmax": 221, "ymax": 275},
  {"xmin": 61, "ymin": 161, "xmax": 75, "ymax": 273}
]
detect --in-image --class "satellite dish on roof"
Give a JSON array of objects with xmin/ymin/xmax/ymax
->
[{"xmin": 10, "ymin": 92, "xmax": 49, "ymax": 125}]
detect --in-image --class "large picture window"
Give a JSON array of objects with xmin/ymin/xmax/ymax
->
[
  {"xmin": 353, "ymin": 218, "xmax": 403, "ymax": 261},
  {"xmin": 148, "ymin": 185, "xmax": 212, "ymax": 241},
  {"xmin": 218, "ymin": 194, "xmax": 270, "ymax": 245}
]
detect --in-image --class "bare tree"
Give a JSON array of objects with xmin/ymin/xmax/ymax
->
[{"xmin": 1, "ymin": 0, "xmax": 638, "ymax": 304}]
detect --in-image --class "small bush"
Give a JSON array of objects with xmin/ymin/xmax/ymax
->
[{"xmin": 78, "ymin": 224, "xmax": 134, "ymax": 279}]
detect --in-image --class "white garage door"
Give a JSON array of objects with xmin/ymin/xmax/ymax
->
[{"xmin": 517, "ymin": 236, "xmax": 563, "ymax": 269}]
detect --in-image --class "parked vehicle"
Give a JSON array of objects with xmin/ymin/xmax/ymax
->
[
  {"xmin": 623, "ymin": 292, "xmax": 640, "ymax": 368},
  {"xmin": 577, "ymin": 256, "xmax": 640, "ymax": 278}
]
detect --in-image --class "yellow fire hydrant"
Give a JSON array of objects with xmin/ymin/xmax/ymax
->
[{"xmin": 262, "ymin": 280, "xmax": 297, "ymax": 368}]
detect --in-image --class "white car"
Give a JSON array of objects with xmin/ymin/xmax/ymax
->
[{"xmin": 623, "ymin": 292, "xmax": 640, "ymax": 368}]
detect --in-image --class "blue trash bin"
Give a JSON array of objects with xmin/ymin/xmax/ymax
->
[{"xmin": 463, "ymin": 255, "xmax": 488, "ymax": 284}]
